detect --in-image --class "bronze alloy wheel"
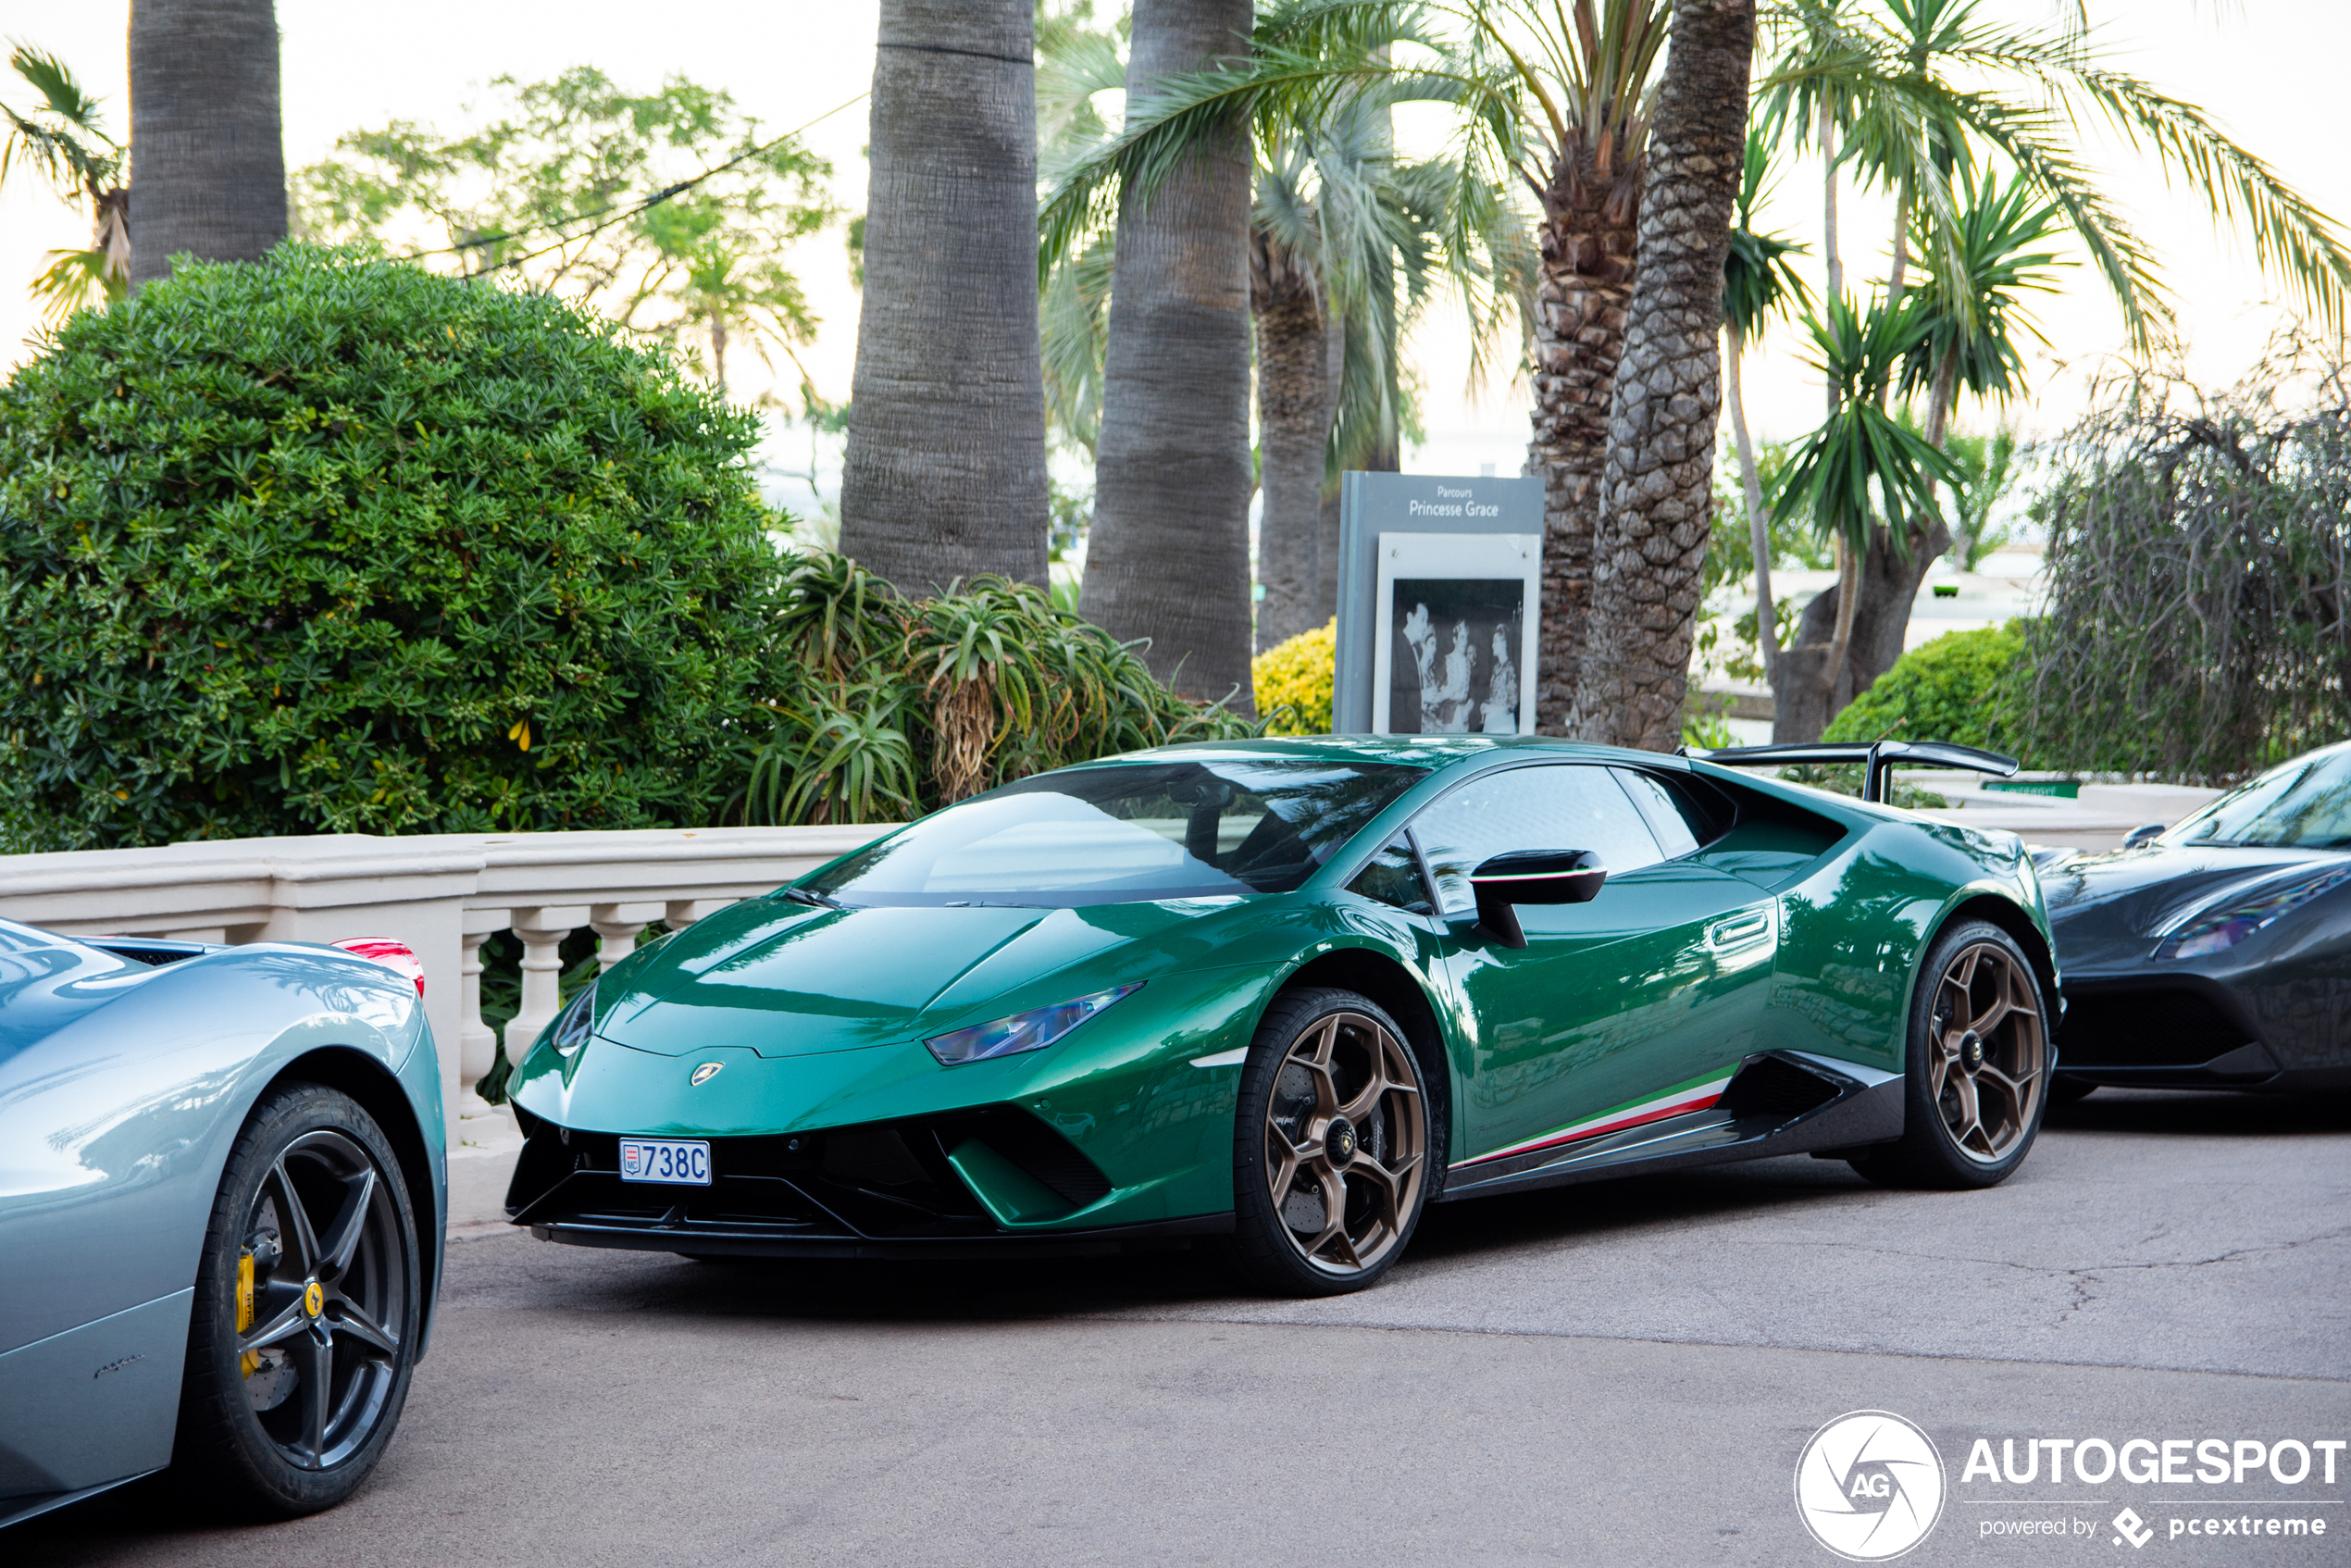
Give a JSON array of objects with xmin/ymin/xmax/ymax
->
[
  {"xmin": 1261, "ymin": 1010, "xmax": 1428, "ymax": 1276},
  {"xmin": 1926, "ymin": 940, "xmax": 2046, "ymax": 1164},
  {"xmin": 232, "ymin": 1126, "xmax": 412, "ymax": 1469}
]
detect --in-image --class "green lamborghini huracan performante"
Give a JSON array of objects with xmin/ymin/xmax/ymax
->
[{"xmin": 504, "ymin": 738, "xmax": 2060, "ymax": 1295}]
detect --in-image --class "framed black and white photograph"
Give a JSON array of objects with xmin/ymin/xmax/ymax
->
[{"xmin": 1370, "ymin": 531, "xmax": 1542, "ymax": 735}]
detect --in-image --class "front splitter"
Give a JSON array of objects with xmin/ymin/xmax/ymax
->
[{"xmin": 525, "ymin": 1211, "xmax": 1234, "ymax": 1262}]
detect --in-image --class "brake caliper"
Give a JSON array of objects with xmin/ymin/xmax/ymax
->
[{"xmin": 237, "ymin": 1251, "xmax": 258, "ymax": 1378}]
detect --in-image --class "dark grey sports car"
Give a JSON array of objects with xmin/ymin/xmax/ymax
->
[{"xmin": 2042, "ymin": 740, "xmax": 2351, "ymax": 1093}]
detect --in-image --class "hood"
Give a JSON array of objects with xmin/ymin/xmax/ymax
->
[
  {"xmin": 2039, "ymin": 841, "xmax": 2345, "ymax": 943},
  {"xmin": 594, "ymin": 894, "xmax": 1262, "ymax": 1059}
]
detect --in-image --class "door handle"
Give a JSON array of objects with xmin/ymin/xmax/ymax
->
[{"xmin": 1706, "ymin": 906, "xmax": 1774, "ymax": 953}]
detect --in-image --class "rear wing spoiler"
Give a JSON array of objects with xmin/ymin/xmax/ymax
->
[{"xmin": 1679, "ymin": 740, "xmax": 2020, "ymax": 805}]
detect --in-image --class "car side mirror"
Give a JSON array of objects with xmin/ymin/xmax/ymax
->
[
  {"xmin": 2121, "ymin": 823, "xmax": 2165, "ymax": 849},
  {"xmin": 1469, "ymin": 850, "xmax": 1607, "ymax": 950}
]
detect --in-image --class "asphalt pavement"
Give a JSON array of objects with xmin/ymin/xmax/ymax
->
[{"xmin": 19, "ymin": 1089, "xmax": 2349, "ymax": 1567}]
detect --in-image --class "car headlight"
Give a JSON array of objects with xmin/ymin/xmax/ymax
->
[
  {"xmin": 546, "ymin": 980, "xmax": 598, "ymax": 1058},
  {"xmin": 2156, "ymin": 865, "xmax": 2351, "ymax": 960},
  {"xmin": 925, "ymin": 984, "xmax": 1140, "ymax": 1067}
]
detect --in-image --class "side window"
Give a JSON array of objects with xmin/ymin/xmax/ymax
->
[
  {"xmin": 1412, "ymin": 765, "xmax": 1665, "ymax": 915},
  {"xmin": 1611, "ymin": 768, "xmax": 1701, "ymax": 859},
  {"xmin": 1346, "ymin": 835, "xmax": 1434, "ymax": 915}
]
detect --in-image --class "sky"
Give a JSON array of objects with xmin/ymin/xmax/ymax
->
[{"xmin": 3, "ymin": 0, "xmax": 2345, "ymax": 495}]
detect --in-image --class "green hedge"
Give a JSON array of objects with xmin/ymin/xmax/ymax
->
[
  {"xmin": 0, "ymin": 244, "xmax": 786, "ymax": 848},
  {"xmin": 1822, "ymin": 623, "xmax": 2026, "ymax": 755}
]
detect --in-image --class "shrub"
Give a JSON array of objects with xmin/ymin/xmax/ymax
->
[
  {"xmin": 742, "ymin": 554, "xmax": 1260, "ymax": 822},
  {"xmin": 2011, "ymin": 348, "xmax": 2350, "ymax": 782},
  {"xmin": 1822, "ymin": 624, "xmax": 2026, "ymax": 755},
  {"xmin": 1252, "ymin": 619, "xmax": 1335, "ymax": 736},
  {"xmin": 0, "ymin": 245, "xmax": 788, "ymax": 848}
]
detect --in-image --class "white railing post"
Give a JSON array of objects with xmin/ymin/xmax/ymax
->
[
  {"xmin": 459, "ymin": 907, "xmax": 509, "ymax": 1091},
  {"xmin": 665, "ymin": 898, "xmax": 724, "ymax": 931},
  {"xmin": 508, "ymin": 904, "xmax": 589, "ymax": 1059},
  {"xmin": 591, "ymin": 901, "xmax": 663, "ymax": 973}
]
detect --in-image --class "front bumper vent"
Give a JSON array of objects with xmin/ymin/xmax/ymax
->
[{"xmin": 505, "ymin": 1104, "xmax": 1115, "ymax": 1251}]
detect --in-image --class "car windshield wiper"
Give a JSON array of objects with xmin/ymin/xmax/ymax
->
[{"xmin": 781, "ymin": 887, "xmax": 845, "ymax": 910}]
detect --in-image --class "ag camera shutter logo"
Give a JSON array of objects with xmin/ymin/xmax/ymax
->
[{"xmin": 1796, "ymin": 1410, "xmax": 1947, "ymax": 1561}]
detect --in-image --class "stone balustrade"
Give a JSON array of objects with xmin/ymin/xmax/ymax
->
[{"xmin": 0, "ymin": 826, "xmax": 887, "ymax": 1145}]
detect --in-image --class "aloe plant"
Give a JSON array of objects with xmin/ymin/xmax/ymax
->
[{"xmin": 733, "ymin": 554, "xmax": 1264, "ymax": 827}]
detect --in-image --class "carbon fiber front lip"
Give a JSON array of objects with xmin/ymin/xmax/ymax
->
[{"xmin": 524, "ymin": 1211, "xmax": 1233, "ymax": 1260}]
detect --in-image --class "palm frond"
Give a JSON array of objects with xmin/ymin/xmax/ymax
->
[
  {"xmin": 1782, "ymin": 293, "xmax": 1966, "ymax": 556},
  {"xmin": 7, "ymin": 44, "xmax": 106, "ymax": 135},
  {"xmin": 1899, "ymin": 165, "xmax": 2067, "ymax": 403}
]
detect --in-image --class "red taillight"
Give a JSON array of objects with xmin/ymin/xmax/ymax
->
[{"xmin": 333, "ymin": 938, "xmax": 426, "ymax": 996}]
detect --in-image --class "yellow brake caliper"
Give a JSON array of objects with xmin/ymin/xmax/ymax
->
[{"xmin": 237, "ymin": 1251, "xmax": 258, "ymax": 1378}]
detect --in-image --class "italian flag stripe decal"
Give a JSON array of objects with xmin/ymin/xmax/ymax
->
[{"xmin": 1452, "ymin": 1070, "xmax": 1736, "ymax": 1169}]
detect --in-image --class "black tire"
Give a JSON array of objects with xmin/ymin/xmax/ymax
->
[
  {"xmin": 171, "ymin": 1084, "xmax": 421, "ymax": 1520},
  {"xmin": 1849, "ymin": 920, "xmax": 2052, "ymax": 1190},
  {"xmin": 1217, "ymin": 987, "xmax": 1438, "ymax": 1297},
  {"xmin": 2048, "ymin": 1076, "xmax": 2099, "ymax": 1108}
]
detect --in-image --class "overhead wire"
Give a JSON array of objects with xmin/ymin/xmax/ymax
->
[{"xmin": 402, "ymin": 88, "xmax": 870, "ymax": 281}]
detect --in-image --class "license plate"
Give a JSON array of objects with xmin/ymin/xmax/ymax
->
[{"xmin": 618, "ymin": 1138, "xmax": 711, "ymax": 1185}]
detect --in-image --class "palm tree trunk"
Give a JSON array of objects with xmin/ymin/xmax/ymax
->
[
  {"xmin": 1362, "ymin": 42, "xmax": 1402, "ymax": 484},
  {"xmin": 840, "ymin": 0, "xmax": 1051, "ymax": 593},
  {"xmin": 1724, "ymin": 321, "xmax": 1775, "ymax": 687},
  {"xmin": 1251, "ymin": 229, "xmax": 1336, "ymax": 653},
  {"xmin": 1822, "ymin": 532, "xmax": 1860, "ymax": 693},
  {"xmin": 127, "ymin": 0, "xmax": 288, "ymax": 287},
  {"xmin": 1569, "ymin": 0, "xmax": 1754, "ymax": 752},
  {"xmin": 1819, "ymin": 95, "xmax": 1842, "ymax": 307},
  {"xmin": 1775, "ymin": 353, "xmax": 1966, "ymax": 740},
  {"xmin": 1528, "ymin": 169, "xmax": 1641, "ymax": 735},
  {"xmin": 710, "ymin": 317, "xmax": 728, "ymax": 398},
  {"xmin": 1313, "ymin": 311, "xmax": 1347, "ymax": 622},
  {"xmin": 1080, "ymin": 0, "xmax": 1256, "ymax": 711},
  {"xmin": 1878, "ymin": 173, "xmax": 1912, "ymax": 414},
  {"xmin": 1885, "ymin": 171, "xmax": 1911, "ymax": 302},
  {"xmin": 1842, "ymin": 352, "xmax": 1960, "ymax": 691}
]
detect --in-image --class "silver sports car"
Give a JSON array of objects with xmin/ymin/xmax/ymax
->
[{"xmin": 0, "ymin": 920, "xmax": 445, "ymax": 1527}]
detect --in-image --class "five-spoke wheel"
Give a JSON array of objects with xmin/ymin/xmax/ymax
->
[
  {"xmin": 173, "ymin": 1084, "xmax": 420, "ymax": 1518},
  {"xmin": 1926, "ymin": 940, "xmax": 2046, "ymax": 1164},
  {"xmin": 1851, "ymin": 920, "xmax": 2051, "ymax": 1189},
  {"xmin": 232, "ymin": 1127, "xmax": 412, "ymax": 1469},
  {"xmin": 1225, "ymin": 988, "xmax": 1435, "ymax": 1294}
]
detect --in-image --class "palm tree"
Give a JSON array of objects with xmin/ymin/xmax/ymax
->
[
  {"xmin": 1565, "ymin": 0, "xmax": 1754, "ymax": 751},
  {"xmin": 1759, "ymin": 0, "xmax": 2351, "ymax": 733},
  {"xmin": 1720, "ymin": 123, "xmax": 1810, "ymax": 691},
  {"xmin": 1042, "ymin": 1, "xmax": 1669, "ymax": 725},
  {"xmin": 1771, "ymin": 174, "xmax": 2059, "ymax": 737},
  {"xmin": 1, "ymin": 46, "xmax": 130, "ymax": 321},
  {"xmin": 1498, "ymin": 0, "xmax": 1673, "ymax": 731},
  {"xmin": 1250, "ymin": 132, "xmax": 1347, "ymax": 653},
  {"xmin": 667, "ymin": 240, "xmax": 815, "ymax": 399},
  {"xmin": 1039, "ymin": 26, "xmax": 1533, "ymax": 656},
  {"xmin": 127, "ymin": 0, "xmax": 289, "ymax": 286},
  {"xmin": 1050, "ymin": 0, "xmax": 2351, "ymax": 743},
  {"xmin": 1077, "ymin": 0, "xmax": 1259, "ymax": 708},
  {"xmin": 839, "ymin": 0, "xmax": 1051, "ymax": 594}
]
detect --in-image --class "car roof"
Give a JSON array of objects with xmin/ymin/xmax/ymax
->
[{"xmin": 1087, "ymin": 733, "xmax": 1686, "ymax": 772}]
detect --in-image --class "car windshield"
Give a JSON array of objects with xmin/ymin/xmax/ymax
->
[
  {"xmin": 802, "ymin": 758, "xmax": 1424, "ymax": 907},
  {"xmin": 2163, "ymin": 746, "xmax": 2351, "ymax": 851}
]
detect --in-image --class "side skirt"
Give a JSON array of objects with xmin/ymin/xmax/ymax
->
[
  {"xmin": 0, "ymin": 1472, "xmax": 161, "ymax": 1530},
  {"xmin": 1437, "ymin": 1052, "xmax": 1904, "ymax": 1203}
]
